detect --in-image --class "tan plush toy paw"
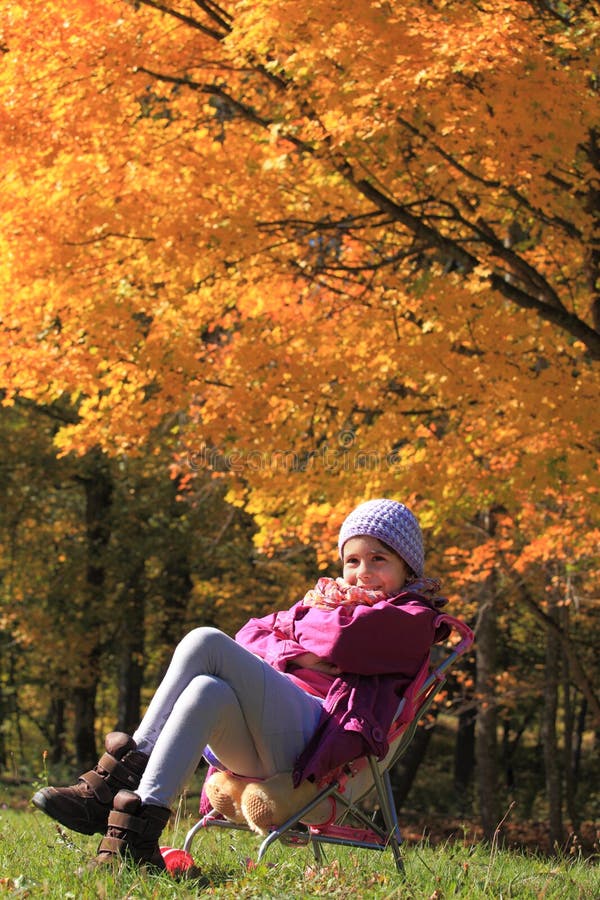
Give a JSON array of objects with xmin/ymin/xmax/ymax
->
[
  {"xmin": 204, "ymin": 771, "xmax": 250, "ymax": 824},
  {"xmin": 240, "ymin": 771, "xmax": 321, "ymax": 835}
]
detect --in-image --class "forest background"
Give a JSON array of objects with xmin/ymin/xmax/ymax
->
[{"xmin": 0, "ymin": 0, "xmax": 598, "ymax": 856}]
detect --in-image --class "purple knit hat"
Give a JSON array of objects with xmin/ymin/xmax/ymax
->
[{"xmin": 338, "ymin": 498, "xmax": 424, "ymax": 577}]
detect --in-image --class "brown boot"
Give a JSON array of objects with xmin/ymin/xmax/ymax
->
[
  {"xmin": 32, "ymin": 732, "xmax": 148, "ymax": 835},
  {"xmin": 93, "ymin": 789, "xmax": 170, "ymax": 869}
]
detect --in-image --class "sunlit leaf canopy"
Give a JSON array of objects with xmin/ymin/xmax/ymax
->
[{"xmin": 0, "ymin": 0, "xmax": 598, "ymax": 558}]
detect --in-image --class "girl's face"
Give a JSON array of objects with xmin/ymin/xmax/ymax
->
[{"xmin": 342, "ymin": 535, "xmax": 409, "ymax": 597}]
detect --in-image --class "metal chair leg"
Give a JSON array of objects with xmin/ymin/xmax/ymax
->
[
  {"xmin": 368, "ymin": 758, "xmax": 405, "ymax": 874},
  {"xmin": 311, "ymin": 837, "xmax": 326, "ymax": 867}
]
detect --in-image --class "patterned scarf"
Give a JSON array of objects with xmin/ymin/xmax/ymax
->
[{"xmin": 302, "ymin": 576, "xmax": 445, "ymax": 611}]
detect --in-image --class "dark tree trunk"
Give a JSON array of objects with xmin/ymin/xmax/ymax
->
[
  {"xmin": 454, "ymin": 648, "xmax": 476, "ymax": 800},
  {"xmin": 499, "ymin": 709, "xmax": 534, "ymax": 794},
  {"xmin": 455, "ymin": 708, "xmax": 476, "ymax": 794},
  {"xmin": 48, "ymin": 697, "xmax": 67, "ymax": 764},
  {"xmin": 501, "ymin": 720, "xmax": 515, "ymax": 791},
  {"xmin": 543, "ymin": 594, "xmax": 564, "ymax": 847},
  {"xmin": 474, "ymin": 510, "xmax": 500, "ymax": 840},
  {"xmin": 159, "ymin": 554, "xmax": 193, "ymax": 656},
  {"xmin": 475, "ymin": 590, "xmax": 498, "ymax": 839},
  {"xmin": 392, "ymin": 716, "xmax": 437, "ymax": 807},
  {"xmin": 155, "ymin": 479, "xmax": 194, "ymax": 674},
  {"xmin": 0, "ymin": 665, "xmax": 6, "ymax": 769},
  {"xmin": 573, "ymin": 697, "xmax": 587, "ymax": 781},
  {"xmin": 73, "ymin": 682, "xmax": 99, "ymax": 768},
  {"xmin": 561, "ymin": 604, "xmax": 580, "ymax": 832},
  {"xmin": 117, "ymin": 573, "xmax": 146, "ymax": 734},
  {"xmin": 73, "ymin": 450, "xmax": 113, "ymax": 768}
]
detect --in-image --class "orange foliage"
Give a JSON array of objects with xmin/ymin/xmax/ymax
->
[{"xmin": 0, "ymin": 0, "xmax": 598, "ymax": 578}]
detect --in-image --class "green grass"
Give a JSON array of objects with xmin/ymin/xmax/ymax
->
[{"xmin": 0, "ymin": 803, "xmax": 598, "ymax": 899}]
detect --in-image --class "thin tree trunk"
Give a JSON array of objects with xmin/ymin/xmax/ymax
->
[
  {"xmin": 156, "ymin": 479, "xmax": 193, "ymax": 674},
  {"xmin": 542, "ymin": 593, "xmax": 564, "ymax": 847},
  {"xmin": 48, "ymin": 697, "xmax": 67, "ymax": 764},
  {"xmin": 0, "ymin": 658, "xmax": 6, "ymax": 769},
  {"xmin": 499, "ymin": 709, "xmax": 535, "ymax": 794},
  {"xmin": 159, "ymin": 553, "xmax": 193, "ymax": 662},
  {"xmin": 73, "ymin": 682, "xmax": 99, "ymax": 768},
  {"xmin": 117, "ymin": 574, "xmax": 146, "ymax": 734},
  {"xmin": 573, "ymin": 697, "xmax": 587, "ymax": 781},
  {"xmin": 561, "ymin": 605, "xmax": 580, "ymax": 831},
  {"xmin": 509, "ymin": 578, "xmax": 600, "ymax": 725},
  {"xmin": 392, "ymin": 716, "xmax": 437, "ymax": 807},
  {"xmin": 501, "ymin": 720, "xmax": 516, "ymax": 792},
  {"xmin": 73, "ymin": 450, "xmax": 113, "ymax": 768},
  {"xmin": 454, "ymin": 705, "xmax": 476, "ymax": 800},
  {"xmin": 474, "ymin": 520, "xmax": 499, "ymax": 839}
]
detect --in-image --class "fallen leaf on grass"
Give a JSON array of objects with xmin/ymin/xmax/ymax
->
[{"xmin": 0, "ymin": 874, "xmax": 36, "ymax": 895}]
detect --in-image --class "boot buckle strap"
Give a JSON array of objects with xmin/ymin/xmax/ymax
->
[
  {"xmin": 79, "ymin": 769, "xmax": 114, "ymax": 804},
  {"xmin": 97, "ymin": 835, "xmax": 127, "ymax": 854},
  {"xmin": 107, "ymin": 810, "xmax": 145, "ymax": 833},
  {"xmin": 97, "ymin": 752, "xmax": 142, "ymax": 789}
]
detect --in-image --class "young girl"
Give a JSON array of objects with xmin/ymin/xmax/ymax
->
[{"xmin": 33, "ymin": 498, "xmax": 449, "ymax": 869}]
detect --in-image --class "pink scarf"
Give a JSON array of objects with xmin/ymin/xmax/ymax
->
[{"xmin": 302, "ymin": 576, "xmax": 444, "ymax": 611}]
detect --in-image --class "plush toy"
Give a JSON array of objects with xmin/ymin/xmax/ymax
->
[
  {"xmin": 203, "ymin": 770, "xmax": 249, "ymax": 824},
  {"xmin": 240, "ymin": 772, "xmax": 323, "ymax": 835},
  {"xmin": 204, "ymin": 770, "xmax": 330, "ymax": 835}
]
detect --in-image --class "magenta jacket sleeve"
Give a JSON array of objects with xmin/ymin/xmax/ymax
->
[
  {"xmin": 235, "ymin": 605, "xmax": 308, "ymax": 672},
  {"xmin": 292, "ymin": 596, "xmax": 438, "ymax": 677}
]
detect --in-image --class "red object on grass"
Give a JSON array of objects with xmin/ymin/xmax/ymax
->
[{"xmin": 159, "ymin": 846, "xmax": 196, "ymax": 875}]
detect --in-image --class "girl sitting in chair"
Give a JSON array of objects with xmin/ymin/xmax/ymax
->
[{"xmin": 33, "ymin": 498, "xmax": 449, "ymax": 870}]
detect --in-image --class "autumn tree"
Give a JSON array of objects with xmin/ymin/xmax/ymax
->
[
  {"xmin": 0, "ymin": 400, "xmax": 319, "ymax": 768},
  {"xmin": 1, "ymin": 0, "xmax": 599, "ymax": 839},
  {"xmin": 1, "ymin": 1, "xmax": 597, "ymax": 458}
]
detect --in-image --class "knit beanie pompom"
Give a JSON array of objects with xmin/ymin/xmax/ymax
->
[{"xmin": 338, "ymin": 498, "xmax": 424, "ymax": 577}]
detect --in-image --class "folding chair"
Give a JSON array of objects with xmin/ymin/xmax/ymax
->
[{"xmin": 181, "ymin": 613, "xmax": 474, "ymax": 874}]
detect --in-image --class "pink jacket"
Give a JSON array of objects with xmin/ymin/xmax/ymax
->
[{"xmin": 236, "ymin": 588, "xmax": 449, "ymax": 785}]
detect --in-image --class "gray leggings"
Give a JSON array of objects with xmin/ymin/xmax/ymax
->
[{"xmin": 132, "ymin": 627, "xmax": 323, "ymax": 808}]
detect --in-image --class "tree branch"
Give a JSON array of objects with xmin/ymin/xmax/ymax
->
[
  {"xmin": 135, "ymin": 0, "xmax": 227, "ymax": 41},
  {"xmin": 136, "ymin": 34, "xmax": 600, "ymax": 360},
  {"xmin": 517, "ymin": 583, "xmax": 600, "ymax": 725}
]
